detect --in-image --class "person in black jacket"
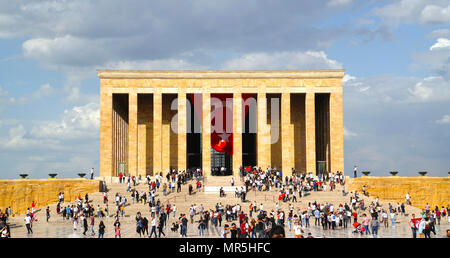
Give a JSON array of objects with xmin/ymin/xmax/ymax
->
[
  {"xmin": 98, "ymin": 221, "xmax": 105, "ymax": 238},
  {"xmin": 82, "ymin": 215, "xmax": 88, "ymax": 236}
]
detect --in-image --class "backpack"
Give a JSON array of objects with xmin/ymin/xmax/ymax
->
[{"xmin": 424, "ymin": 222, "xmax": 430, "ymax": 231}]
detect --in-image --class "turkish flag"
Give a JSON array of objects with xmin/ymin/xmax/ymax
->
[
  {"xmin": 211, "ymin": 94, "xmax": 233, "ymax": 155},
  {"xmin": 189, "ymin": 93, "xmax": 256, "ymax": 157}
]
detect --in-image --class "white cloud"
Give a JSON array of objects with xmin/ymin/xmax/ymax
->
[
  {"xmin": 0, "ymin": 124, "xmax": 57, "ymax": 150},
  {"xmin": 420, "ymin": 4, "xmax": 450, "ymax": 24},
  {"xmin": 28, "ymin": 155, "xmax": 52, "ymax": 162},
  {"xmin": 344, "ymin": 127, "xmax": 358, "ymax": 139},
  {"xmin": 7, "ymin": 1, "xmax": 343, "ymax": 69},
  {"xmin": 0, "ymin": 85, "xmax": 7, "ymax": 96},
  {"xmin": 412, "ymin": 38, "xmax": 450, "ymax": 79},
  {"xmin": 222, "ymin": 51, "xmax": 343, "ymax": 70},
  {"xmin": 428, "ymin": 29, "xmax": 450, "ymax": 38},
  {"xmin": 0, "ymin": 83, "xmax": 56, "ymax": 106},
  {"xmin": 327, "ymin": 0, "xmax": 353, "ymax": 7},
  {"xmin": 30, "ymin": 102, "xmax": 100, "ymax": 140},
  {"xmin": 436, "ymin": 114, "xmax": 450, "ymax": 124},
  {"xmin": 31, "ymin": 83, "xmax": 54, "ymax": 99},
  {"xmin": 374, "ymin": 0, "xmax": 450, "ymax": 26},
  {"xmin": 105, "ymin": 59, "xmax": 207, "ymax": 70},
  {"xmin": 344, "ymin": 74, "xmax": 450, "ymax": 104},
  {"xmin": 22, "ymin": 35, "xmax": 110, "ymax": 68},
  {"xmin": 343, "ymin": 74, "xmax": 356, "ymax": 83},
  {"xmin": 430, "ymin": 38, "xmax": 450, "ymax": 50},
  {"xmin": 343, "ymin": 31, "xmax": 450, "ymax": 105}
]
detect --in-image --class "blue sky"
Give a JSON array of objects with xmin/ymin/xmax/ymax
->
[{"xmin": 0, "ymin": 0, "xmax": 449, "ymax": 179}]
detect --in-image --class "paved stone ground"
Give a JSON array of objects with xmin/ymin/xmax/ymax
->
[{"xmin": 7, "ymin": 176, "xmax": 449, "ymax": 238}]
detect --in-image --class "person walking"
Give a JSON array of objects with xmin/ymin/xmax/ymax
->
[
  {"xmin": 90, "ymin": 215, "xmax": 95, "ymax": 236},
  {"xmin": 157, "ymin": 219, "xmax": 166, "ymax": 238},
  {"xmin": 390, "ymin": 211, "xmax": 396, "ymax": 227},
  {"xmin": 410, "ymin": 214, "xmax": 419, "ymax": 238},
  {"xmin": 362, "ymin": 214, "xmax": 370, "ymax": 235},
  {"xmin": 114, "ymin": 219, "xmax": 121, "ymax": 238},
  {"xmin": 149, "ymin": 216, "xmax": 157, "ymax": 238},
  {"xmin": 46, "ymin": 206, "xmax": 51, "ymax": 222},
  {"xmin": 135, "ymin": 213, "xmax": 143, "ymax": 237},
  {"xmin": 25, "ymin": 214, "xmax": 33, "ymax": 234},
  {"xmin": 370, "ymin": 217, "xmax": 379, "ymax": 238},
  {"xmin": 423, "ymin": 218, "xmax": 431, "ymax": 238},
  {"xmin": 142, "ymin": 217, "xmax": 149, "ymax": 235},
  {"xmin": 180, "ymin": 214, "xmax": 188, "ymax": 237},
  {"xmin": 98, "ymin": 221, "xmax": 105, "ymax": 238},
  {"xmin": 73, "ymin": 215, "xmax": 78, "ymax": 231},
  {"xmin": 405, "ymin": 193, "xmax": 411, "ymax": 205},
  {"xmin": 82, "ymin": 214, "xmax": 88, "ymax": 236},
  {"xmin": 418, "ymin": 217, "xmax": 425, "ymax": 238},
  {"xmin": 198, "ymin": 216, "xmax": 205, "ymax": 236}
]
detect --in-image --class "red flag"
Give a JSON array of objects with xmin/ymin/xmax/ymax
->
[
  {"xmin": 190, "ymin": 93, "xmax": 256, "ymax": 157},
  {"xmin": 210, "ymin": 94, "xmax": 233, "ymax": 156}
]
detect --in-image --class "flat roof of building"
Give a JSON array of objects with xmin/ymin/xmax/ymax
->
[{"xmin": 97, "ymin": 70, "xmax": 345, "ymax": 79}]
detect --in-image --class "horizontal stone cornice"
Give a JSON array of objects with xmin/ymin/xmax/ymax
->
[{"xmin": 97, "ymin": 70, "xmax": 345, "ymax": 80}]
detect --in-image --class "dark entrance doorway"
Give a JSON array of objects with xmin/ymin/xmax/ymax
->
[
  {"xmin": 187, "ymin": 94, "xmax": 202, "ymax": 170},
  {"xmin": 242, "ymin": 94, "xmax": 257, "ymax": 167},
  {"xmin": 211, "ymin": 149, "xmax": 232, "ymax": 176}
]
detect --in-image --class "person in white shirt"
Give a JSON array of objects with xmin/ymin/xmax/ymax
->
[
  {"xmin": 221, "ymin": 224, "xmax": 230, "ymax": 238},
  {"xmin": 149, "ymin": 217, "xmax": 157, "ymax": 238},
  {"xmin": 0, "ymin": 224, "xmax": 8, "ymax": 238},
  {"xmin": 293, "ymin": 221, "xmax": 303, "ymax": 238},
  {"xmin": 390, "ymin": 212, "xmax": 396, "ymax": 227},
  {"xmin": 73, "ymin": 215, "xmax": 78, "ymax": 230},
  {"xmin": 24, "ymin": 214, "xmax": 33, "ymax": 234}
]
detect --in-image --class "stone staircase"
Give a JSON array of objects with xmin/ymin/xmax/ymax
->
[
  {"xmin": 203, "ymin": 175, "xmax": 244, "ymax": 193},
  {"xmin": 7, "ymin": 176, "xmax": 424, "ymax": 238}
]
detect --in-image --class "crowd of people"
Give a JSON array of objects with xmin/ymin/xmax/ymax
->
[{"xmin": 1, "ymin": 166, "xmax": 448, "ymax": 238}]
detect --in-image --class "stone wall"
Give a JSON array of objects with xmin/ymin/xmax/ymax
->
[
  {"xmin": 0, "ymin": 179, "xmax": 101, "ymax": 215},
  {"xmin": 347, "ymin": 176, "xmax": 450, "ymax": 209}
]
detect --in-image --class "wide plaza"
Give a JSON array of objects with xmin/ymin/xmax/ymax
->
[{"xmin": 5, "ymin": 175, "xmax": 448, "ymax": 238}]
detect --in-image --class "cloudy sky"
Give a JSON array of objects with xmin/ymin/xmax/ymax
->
[{"xmin": 0, "ymin": 0, "xmax": 449, "ymax": 179}]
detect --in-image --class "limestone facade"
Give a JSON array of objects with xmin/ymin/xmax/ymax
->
[
  {"xmin": 98, "ymin": 70, "xmax": 345, "ymax": 177},
  {"xmin": 0, "ymin": 179, "xmax": 100, "ymax": 215},
  {"xmin": 347, "ymin": 176, "xmax": 450, "ymax": 210}
]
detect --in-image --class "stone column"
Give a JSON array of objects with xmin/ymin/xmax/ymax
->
[
  {"xmin": 202, "ymin": 93, "xmax": 211, "ymax": 176},
  {"xmin": 257, "ymin": 92, "xmax": 270, "ymax": 169},
  {"xmin": 233, "ymin": 93, "xmax": 242, "ymax": 177},
  {"xmin": 100, "ymin": 88, "xmax": 113, "ymax": 177},
  {"xmin": 128, "ymin": 91, "xmax": 138, "ymax": 176},
  {"xmin": 305, "ymin": 93, "xmax": 316, "ymax": 174},
  {"xmin": 281, "ymin": 92, "xmax": 295, "ymax": 173},
  {"xmin": 178, "ymin": 92, "xmax": 187, "ymax": 172},
  {"xmin": 153, "ymin": 91, "xmax": 162, "ymax": 175},
  {"xmin": 330, "ymin": 91, "xmax": 344, "ymax": 173}
]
